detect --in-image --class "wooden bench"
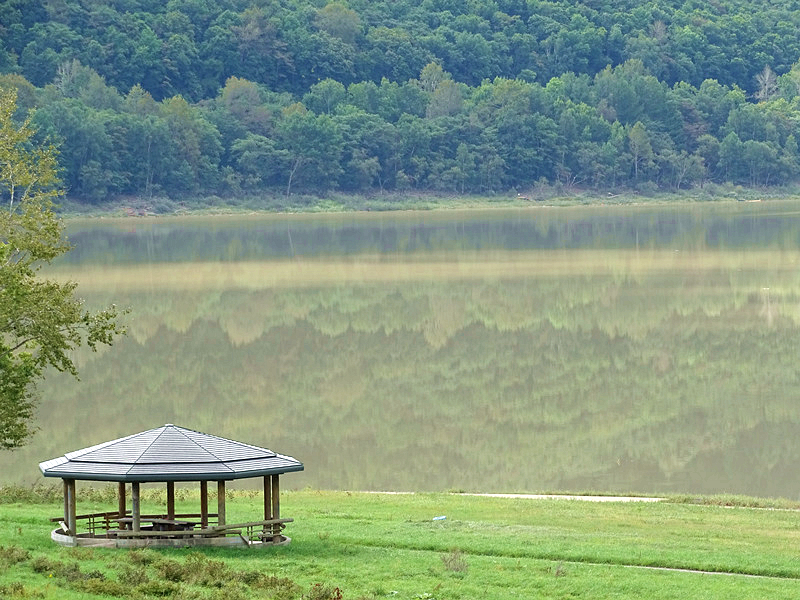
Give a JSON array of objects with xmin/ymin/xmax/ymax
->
[
  {"xmin": 114, "ymin": 527, "xmax": 233, "ymax": 539},
  {"xmin": 208, "ymin": 518, "xmax": 293, "ymax": 532},
  {"xmin": 113, "ymin": 518, "xmax": 293, "ymax": 540},
  {"xmin": 50, "ymin": 513, "xmax": 290, "ymax": 544}
]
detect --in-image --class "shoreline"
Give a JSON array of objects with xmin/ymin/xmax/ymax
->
[
  {"xmin": 460, "ymin": 492, "xmax": 664, "ymax": 502},
  {"xmin": 358, "ymin": 490, "xmax": 664, "ymax": 502},
  {"xmin": 56, "ymin": 189, "xmax": 799, "ymax": 220},
  {"xmin": 1, "ymin": 484, "xmax": 797, "ymax": 509}
]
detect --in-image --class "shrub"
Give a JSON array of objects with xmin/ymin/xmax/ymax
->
[
  {"xmin": 136, "ymin": 579, "xmax": 180, "ymax": 597},
  {"xmin": 152, "ymin": 554, "xmax": 242, "ymax": 588},
  {"xmin": 0, "ymin": 484, "xmax": 61, "ymax": 504},
  {"xmin": 441, "ymin": 549, "xmax": 468, "ymax": 573},
  {"xmin": 304, "ymin": 583, "xmax": 343, "ymax": 600},
  {"xmin": 31, "ymin": 556, "xmax": 78, "ymax": 579},
  {"xmin": 125, "ymin": 548, "xmax": 159, "ymax": 566},
  {"xmin": 66, "ymin": 547, "xmax": 96, "ymax": 561},
  {"xmin": 31, "ymin": 555, "xmax": 107, "ymax": 583},
  {"xmin": 117, "ymin": 564, "xmax": 147, "ymax": 586},
  {"xmin": 0, "ymin": 582, "xmax": 44, "ymax": 598},
  {"xmin": 154, "ymin": 558, "xmax": 188, "ymax": 583},
  {"xmin": 0, "ymin": 545, "xmax": 30, "ymax": 566},
  {"xmin": 634, "ymin": 180, "xmax": 659, "ymax": 196},
  {"xmin": 80, "ymin": 485, "xmax": 119, "ymax": 503},
  {"xmin": 83, "ymin": 569, "xmax": 106, "ymax": 580},
  {"xmin": 241, "ymin": 572, "xmax": 301, "ymax": 599},
  {"xmin": 75, "ymin": 577, "xmax": 128, "ymax": 597},
  {"xmin": 185, "ymin": 553, "xmax": 232, "ymax": 587}
]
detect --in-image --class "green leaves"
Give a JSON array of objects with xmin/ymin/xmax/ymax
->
[
  {"xmin": 0, "ymin": 89, "xmax": 126, "ymax": 449},
  {"xmin": 0, "ymin": 348, "xmax": 36, "ymax": 449},
  {"xmin": 9, "ymin": 1, "xmax": 800, "ymax": 198}
]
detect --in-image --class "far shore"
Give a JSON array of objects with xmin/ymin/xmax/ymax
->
[{"xmin": 56, "ymin": 188, "xmax": 800, "ymax": 220}]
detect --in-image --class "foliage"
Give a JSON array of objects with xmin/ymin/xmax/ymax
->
[
  {"xmin": 3, "ymin": 2, "xmax": 800, "ymax": 202},
  {"xmin": 0, "ymin": 483, "xmax": 61, "ymax": 504},
  {"xmin": 30, "ymin": 556, "xmax": 87, "ymax": 581},
  {"xmin": 0, "ymin": 545, "xmax": 30, "ymax": 567},
  {"xmin": 303, "ymin": 583, "xmax": 343, "ymax": 600},
  {"xmin": 0, "ymin": 89, "xmax": 125, "ymax": 449},
  {"xmin": 440, "ymin": 549, "xmax": 468, "ymax": 573}
]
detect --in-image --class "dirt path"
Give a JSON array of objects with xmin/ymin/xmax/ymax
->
[
  {"xmin": 361, "ymin": 491, "xmax": 663, "ymax": 501},
  {"xmin": 462, "ymin": 493, "xmax": 664, "ymax": 502}
]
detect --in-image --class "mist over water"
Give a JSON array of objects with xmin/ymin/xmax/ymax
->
[{"xmin": 4, "ymin": 203, "xmax": 800, "ymax": 499}]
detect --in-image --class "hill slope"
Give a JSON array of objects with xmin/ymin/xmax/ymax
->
[{"xmin": 3, "ymin": 0, "xmax": 800, "ymax": 205}]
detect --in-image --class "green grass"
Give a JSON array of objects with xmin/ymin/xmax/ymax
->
[{"xmin": 2, "ymin": 490, "xmax": 800, "ymax": 598}]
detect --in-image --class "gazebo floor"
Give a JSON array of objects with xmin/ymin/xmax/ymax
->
[{"xmin": 51, "ymin": 530, "xmax": 291, "ymax": 549}]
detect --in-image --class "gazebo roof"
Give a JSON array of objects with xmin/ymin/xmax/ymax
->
[{"xmin": 39, "ymin": 424, "xmax": 304, "ymax": 482}]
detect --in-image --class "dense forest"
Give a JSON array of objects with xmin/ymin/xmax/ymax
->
[{"xmin": 4, "ymin": 0, "xmax": 800, "ymax": 205}]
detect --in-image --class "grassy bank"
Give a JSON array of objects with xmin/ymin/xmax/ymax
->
[
  {"xmin": 57, "ymin": 184, "xmax": 800, "ymax": 218},
  {"xmin": 2, "ymin": 489, "xmax": 800, "ymax": 599}
]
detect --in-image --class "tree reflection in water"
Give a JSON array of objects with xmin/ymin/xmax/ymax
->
[{"xmin": 4, "ymin": 203, "xmax": 800, "ymax": 499}]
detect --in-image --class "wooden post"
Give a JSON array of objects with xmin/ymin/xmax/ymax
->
[
  {"xmin": 118, "ymin": 482, "xmax": 126, "ymax": 530},
  {"xmin": 131, "ymin": 482, "xmax": 141, "ymax": 532},
  {"xmin": 64, "ymin": 479, "xmax": 76, "ymax": 536},
  {"xmin": 263, "ymin": 475, "xmax": 272, "ymax": 540},
  {"xmin": 271, "ymin": 474, "xmax": 280, "ymax": 541},
  {"xmin": 263, "ymin": 475, "xmax": 272, "ymax": 521},
  {"xmin": 200, "ymin": 481, "xmax": 208, "ymax": 528},
  {"xmin": 68, "ymin": 479, "xmax": 77, "ymax": 536},
  {"xmin": 217, "ymin": 481, "xmax": 226, "ymax": 526},
  {"xmin": 62, "ymin": 479, "xmax": 70, "ymax": 533},
  {"xmin": 166, "ymin": 481, "xmax": 175, "ymax": 520}
]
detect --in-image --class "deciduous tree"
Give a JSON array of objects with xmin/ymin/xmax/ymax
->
[
  {"xmin": 0, "ymin": 89, "xmax": 125, "ymax": 449},
  {"xmin": 628, "ymin": 121, "xmax": 654, "ymax": 180}
]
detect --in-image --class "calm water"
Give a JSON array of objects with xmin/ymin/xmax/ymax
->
[{"xmin": 3, "ymin": 202, "xmax": 800, "ymax": 498}]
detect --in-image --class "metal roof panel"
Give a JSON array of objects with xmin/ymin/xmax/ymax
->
[{"xmin": 39, "ymin": 424, "xmax": 303, "ymax": 482}]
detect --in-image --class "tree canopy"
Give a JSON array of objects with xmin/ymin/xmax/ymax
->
[
  {"xmin": 3, "ymin": 0, "xmax": 800, "ymax": 203},
  {"xmin": 0, "ymin": 88, "xmax": 125, "ymax": 449}
]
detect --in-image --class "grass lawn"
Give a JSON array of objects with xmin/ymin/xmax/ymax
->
[{"xmin": 2, "ymin": 490, "xmax": 800, "ymax": 598}]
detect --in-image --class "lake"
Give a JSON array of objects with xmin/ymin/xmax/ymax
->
[{"xmin": 3, "ymin": 201, "xmax": 800, "ymax": 498}]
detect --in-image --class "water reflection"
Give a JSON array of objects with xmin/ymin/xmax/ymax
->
[{"xmin": 3, "ymin": 203, "xmax": 800, "ymax": 498}]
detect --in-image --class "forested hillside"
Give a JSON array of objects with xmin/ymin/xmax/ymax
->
[{"xmin": 4, "ymin": 0, "xmax": 800, "ymax": 206}]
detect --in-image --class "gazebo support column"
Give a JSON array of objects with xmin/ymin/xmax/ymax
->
[
  {"xmin": 271, "ymin": 474, "xmax": 280, "ymax": 541},
  {"xmin": 166, "ymin": 481, "xmax": 175, "ymax": 521},
  {"xmin": 263, "ymin": 476, "xmax": 272, "ymax": 521},
  {"xmin": 62, "ymin": 480, "xmax": 69, "ymax": 532},
  {"xmin": 263, "ymin": 475, "xmax": 273, "ymax": 540},
  {"xmin": 118, "ymin": 483, "xmax": 126, "ymax": 530},
  {"xmin": 131, "ymin": 482, "xmax": 141, "ymax": 532},
  {"xmin": 64, "ymin": 479, "xmax": 76, "ymax": 536},
  {"xmin": 217, "ymin": 481, "xmax": 226, "ymax": 526},
  {"xmin": 200, "ymin": 481, "xmax": 208, "ymax": 528}
]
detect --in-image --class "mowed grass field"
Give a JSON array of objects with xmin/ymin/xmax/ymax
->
[{"xmin": 2, "ymin": 489, "xmax": 800, "ymax": 599}]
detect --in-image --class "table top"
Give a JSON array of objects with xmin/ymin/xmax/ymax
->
[{"xmin": 113, "ymin": 517, "xmax": 197, "ymax": 529}]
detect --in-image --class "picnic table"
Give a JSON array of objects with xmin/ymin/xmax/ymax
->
[{"xmin": 114, "ymin": 517, "xmax": 197, "ymax": 531}]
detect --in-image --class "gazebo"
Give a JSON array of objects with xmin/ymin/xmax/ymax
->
[{"xmin": 38, "ymin": 424, "xmax": 304, "ymax": 548}]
